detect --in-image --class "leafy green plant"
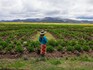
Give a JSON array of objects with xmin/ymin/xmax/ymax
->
[
  {"xmin": 26, "ymin": 45, "xmax": 34, "ymax": 52},
  {"xmin": 57, "ymin": 46, "xmax": 64, "ymax": 51},
  {"xmin": 6, "ymin": 38, "xmax": 11, "ymax": 43},
  {"xmin": 74, "ymin": 44, "xmax": 82, "ymax": 52},
  {"xmin": 0, "ymin": 38, "xmax": 2, "ymax": 41},
  {"xmin": 88, "ymin": 40, "xmax": 93, "ymax": 45},
  {"xmin": 13, "ymin": 39, "xmax": 17, "ymax": 45},
  {"xmin": 0, "ymin": 41, "xmax": 7, "ymax": 48},
  {"xmin": 15, "ymin": 45, "xmax": 24, "ymax": 53},
  {"xmin": 47, "ymin": 46, "xmax": 54, "ymax": 52},
  {"xmin": 68, "ymin": 40, "xmax": 77, "ymax": 46},
  {"xmin": 66, "ymin": 46, "xmax": 74, "ymax": 52},
  {"xmin": 60, "ymin": 41, "xmax": 67, "ymax": 47},
  {"xmin": 58, "ymin": 40, "xmax": 67, "ymax": 47},
  {"xmin": 48, "ymin": 40, "xmax": 58, "ymax": 47},
  {"xmin": 16, "ymin": 41, "xmax": 21, "ymax": 46},
  {"xmin": 34, "ymin": 41, "xmax": 40, "ymax": 47},
  {"xmin": 82, "ymin": 46, "xmax": 90, "ymax": 52},
  {"xmin": 5, "ymin": 44, "xmax": 14, "ymax": 53},
  {"xmin": 0, "ymin": 45, "xmax": 3, "ymax": 51},
  {"xmin": 28, "ymin": 41, "xmax": 40, "ymax": 48}
]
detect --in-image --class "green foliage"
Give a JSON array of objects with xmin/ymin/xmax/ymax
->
[
  {"xmin": 57, "ymin": 46, "xmax": 64, "ymax": 51},
  {"xmin": 28, "ymin": 41, "xmax": 40, "ymax": 48},
  {"xmin": 88, "ymin": 40, "xmax": 93, "ymax": 45},
  {"xmin": 15, "ymin": 45, "xmax": 24, "ymax": 53},
  {"xmin": 66, "ymin": 46, "xmax": 74, "ymax": 52},
  {"xmin": 0, "ymin": 23, "xmax": 92, "ymax": 54},
  {"xmin": 34, "ymin": 41, "xmax": 40, "ymax": 47},
  {"xmin": 68, "ymin": 40, "xmax": 77, "ymax": 46},
  {"xmin": 0, "ymin": 45, "xmax": 3, "ymax": 51},
  {"xmin": 16, "ymin": 41, "xmax": 21, "ymax": 46},
  {"xmin": 0, "ymin": 41, "xmax": 7, "ymax": 48},
  {"xmin": 78, "ymin": 54, "xmax": 93, "ymax": 62},
  {"xmin": 6, "ymin": 38, "xmax": 11, "ymax": 43},
  {"xmin": 5, "ymin": 44, "xmax": 14, "ymax": 52},
  {"xmin": 13, "ymin": 39, "xmax": 18, "ymax": 45},
  {"xmin": 49, "ymin": 60, "xmax": 61, "ymax": 65},
  {"xmin": 48, "ymin": 40, "xmax": 58, "ymax": 47},
  {"xmin": 58, "ymin": 40, "xmax": 67, "ymax": 47},
  {"xmin": 26, "ymin": 45, "xmax": 34, "ymax": 52},
  {"xmin": 47, "ymin": 46, "xmax": 54, "ymax": 52},
  {"xmin": 82, "ymin": 46, "xmax": 90, "ymax": 52},
  {"xmin": 74, "ymin": 44, "xmax": 82, "ymax": 52},
  {"xmin": 0, "ymin": 38, "xmax": 2, "ymax": 41}
]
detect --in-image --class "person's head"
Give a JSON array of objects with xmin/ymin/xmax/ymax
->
[
  {"xmin": 40, "ymin": 34, "xmax": 44, "ymax": 38},
  {"xmin": 40, "ymin": 30, "xmax": 46, "ymax": 37}
]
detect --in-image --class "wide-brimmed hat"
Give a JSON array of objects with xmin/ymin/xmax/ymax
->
[{"xmin": 40, "ymin": 30, "xmax": 46, "ymax": 35}]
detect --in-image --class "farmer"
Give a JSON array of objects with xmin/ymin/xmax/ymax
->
[{"xmin": 39, "ymin": 30, "xmax": 48, "ymax": 57}]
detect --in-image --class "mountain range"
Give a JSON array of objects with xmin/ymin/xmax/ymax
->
[{"xmin": 1, "ymin": 17, "xmax": 93, "ymax": 23}]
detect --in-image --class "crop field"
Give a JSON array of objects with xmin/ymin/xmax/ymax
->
[{"xmin": 0, "ymin": 22, "xmax": 93, "ymax": 70}]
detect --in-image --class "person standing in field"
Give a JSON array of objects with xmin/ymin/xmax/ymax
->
[{"xmin": 39, "ymin": 30, "xmax": 48, "ymax": 58}]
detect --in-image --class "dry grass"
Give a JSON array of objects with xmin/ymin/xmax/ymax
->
[
  {"xmin": 1, "ymin": 22, "xmax": 93, "ymax": 26},
  {"xmin": 32, "ymin": 31, "xmax": 56, "ymax": 41}
]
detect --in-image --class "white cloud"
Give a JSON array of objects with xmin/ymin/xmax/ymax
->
[{"xmin": 0, "ymin": 0, "xmax": 93, "ymax": 20}]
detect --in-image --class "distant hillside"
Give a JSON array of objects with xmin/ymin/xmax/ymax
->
[{"xmin": 1, "ymin": 17, "xmax": 93, "ymax": 23}]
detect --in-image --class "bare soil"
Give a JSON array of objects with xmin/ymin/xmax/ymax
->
[{"xmin": 0, "ymin": 50, "xmax": 93, "ymax": 59}]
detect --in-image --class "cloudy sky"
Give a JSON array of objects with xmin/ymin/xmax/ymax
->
[{"xmin": 0, "ymin": 0, "xmax": 93, "ymax": 20}]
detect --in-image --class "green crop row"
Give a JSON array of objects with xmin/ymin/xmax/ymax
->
[{"xmin": 0, "ymin": 23, "xmax": 93, "ymax": 54}]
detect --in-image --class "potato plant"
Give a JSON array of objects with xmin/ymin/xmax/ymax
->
[
  {"xmin": 47, "ymin": 46, "xmax": 54, "ymax": 53},
  {"xmin": 57, "ymin": 46, "xmax": 64, "ymax": 51},
  {"xmin": 48, "ymin": 40, "xmax": 58, "ymax": 47},
  {"xmin": 15, "ymin": 45, "xmax": 24, "ymax": 53}
]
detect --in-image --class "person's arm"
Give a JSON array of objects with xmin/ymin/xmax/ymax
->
[{"xmin": 39, "ymin": 37, "xmax": 42, "ymax": 43}]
